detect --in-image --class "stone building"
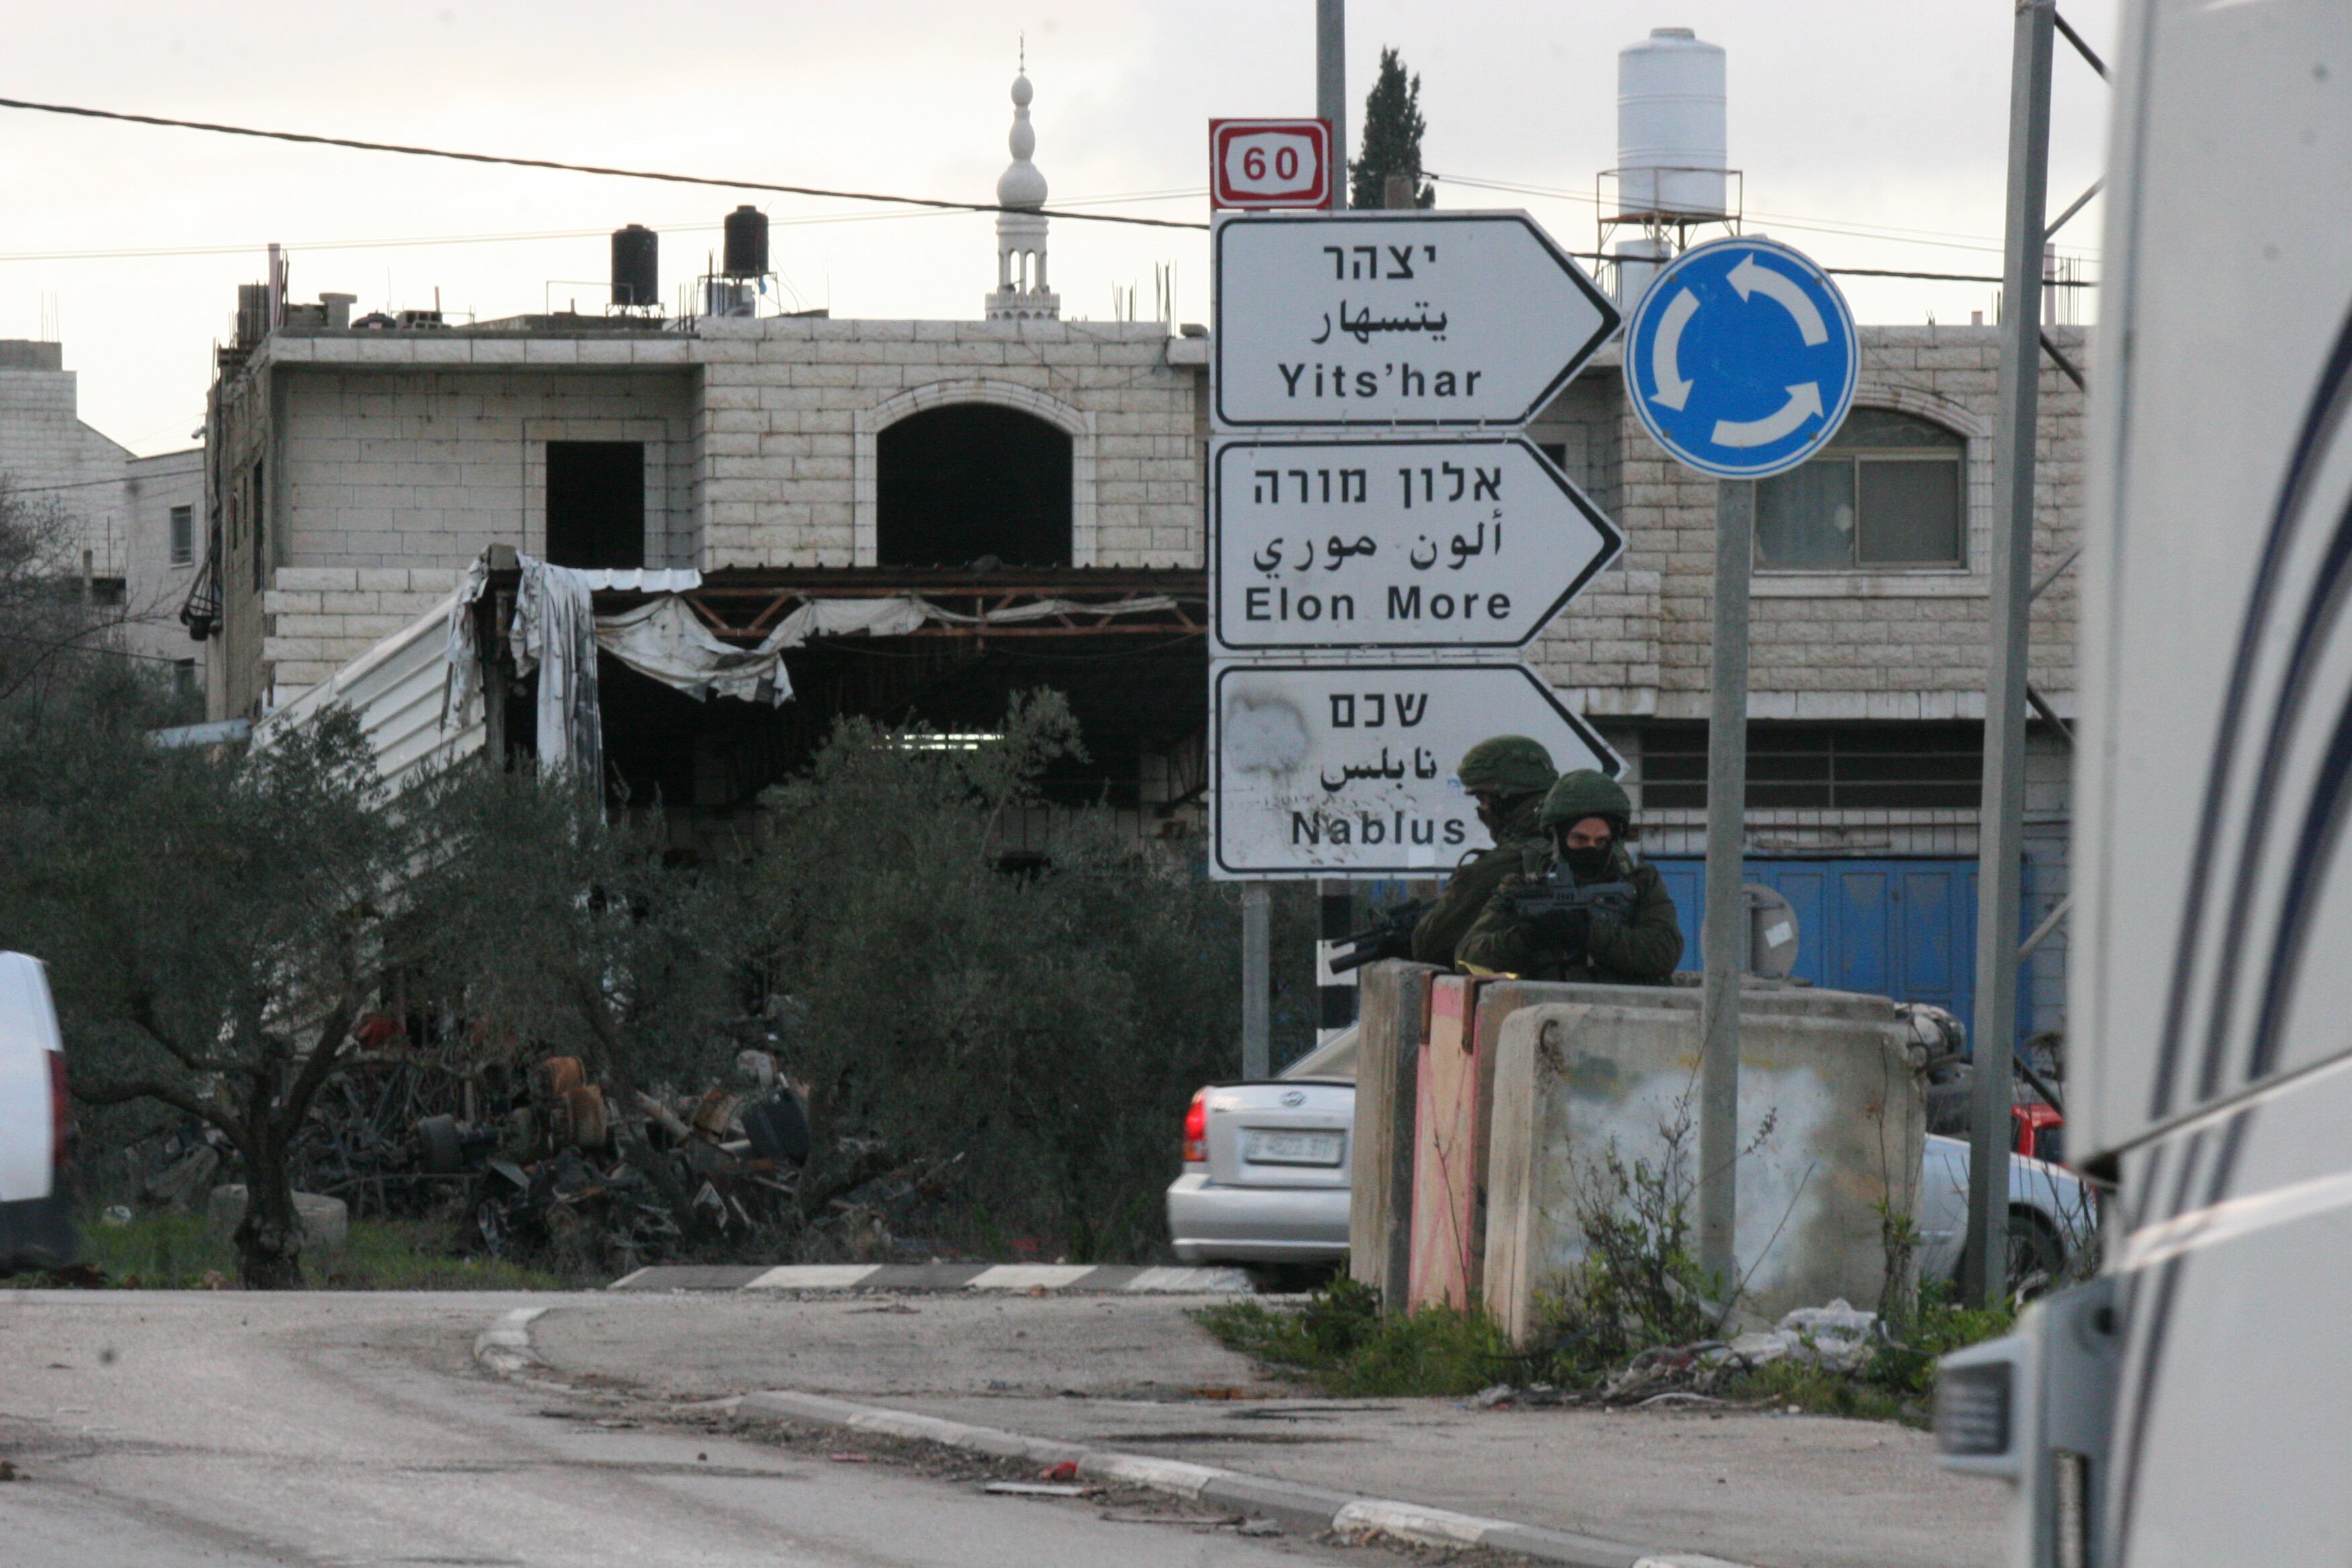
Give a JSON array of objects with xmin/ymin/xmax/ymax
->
[
  {"xmin": 0, "ymin": 338, "xmax": 209, "ymax": 679},
  {"xmin": 198, "ymin": 69, "xmax": 2084, "ymax": 1048}
]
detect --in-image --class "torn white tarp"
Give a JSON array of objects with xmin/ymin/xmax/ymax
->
[
  {"xmin": 596, "ymin": 595, "xmax": 792, "ymax": 706},
  {"xmin": 511, "ymin": 556, "xmax": 603, "ymax": 784}
]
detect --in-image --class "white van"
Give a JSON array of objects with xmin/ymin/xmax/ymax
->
[
  {"xmin": 1938, "ymin": 4, "xmax": 2352, "ymax": 1563},
  {"xmin": 0, "ymin": 951, "xmax": 76, "ymax": 1273}
]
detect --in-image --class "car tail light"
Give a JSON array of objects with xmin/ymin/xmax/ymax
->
[
  {"xmin": 1182, "ymin": 1089, "xmax": 1208, "ymax": 1164},
  {"xmin": 48, "ymin": 1049, "xmax": 74, "ymax": 1168}
]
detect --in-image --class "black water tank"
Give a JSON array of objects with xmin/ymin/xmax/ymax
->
[
  {"xmin": 723, "ymin": 205, "xmax": 769, "ymax": 278},
  {"xmin": 611, "ymin": 224, "xmax": 659, "ymax": 307}
]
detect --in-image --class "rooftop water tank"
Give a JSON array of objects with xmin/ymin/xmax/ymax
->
[
  {"xmin": 611, "ymin": 225, "xmax": 659, "ymax": 308},
  {"xmin": 723, "ymin": 205, "xmax": 769, "ymax": 280},
  {"xmin": 1617, "ymin": 27, "xmax": 1726, "ymax": 222}
]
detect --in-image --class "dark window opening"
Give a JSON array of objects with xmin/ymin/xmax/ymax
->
[
  {"xmin": 546, "ymin": 442, "xmax": 646, "ymax": 570},
  {"xmin": 250, "ymin": 460, "xmax": 266, "ymax": 591},
  {"xmin": 1536, "ymin": 441, "xmax": 1568, "ymax": 469},
  {"xmin": 90, "ymin": 576, "xmax": 126, "ymax": 607},
  {"xmin": 1639, "ymin": 721, "xmax": 1985, "ymax": 811},
  {"xmin": 169, "ymin": 504, "xmax": 193, "ymax": 566},
  {"xmin": 1755, "ymin": 407, "xmax": 1965, "ymax": 571},
  {"xmin": 877, "ymin": 404, "xmax": 1072, "ymax": 568}
]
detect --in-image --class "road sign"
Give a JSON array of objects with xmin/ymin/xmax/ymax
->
[
  {"xmin": 1210, "ymin": 119, "xmax": 1334, "ymax": 211},
  {"xmin": 1623, "ymin": 236, "xmax": 1859, "ymax": 479},
  {"xmin": 1211, "ymin": 660, "xmax": 1622, "ymax": 877},
  {"xmin": 1210, "ymin": 436, "xmax": 1622, "ymax": 652},
  {"xmin": 1212, "ymin": 212, "xmax": 1618, "ymax": 428}
]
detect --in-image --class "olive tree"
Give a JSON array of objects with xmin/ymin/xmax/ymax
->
[{"xmin": 0, "ymin": 702, "xmax": 401, "ymax": 1287}]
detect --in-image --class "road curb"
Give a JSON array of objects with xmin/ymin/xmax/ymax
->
[
  {"xmin": 476, "ymin": 1308, "xmax": 1757, "ymax": 1568},
  {"xmin": 733, "ymin": 1387, "xmax": 1747, "ymax": 1568}
]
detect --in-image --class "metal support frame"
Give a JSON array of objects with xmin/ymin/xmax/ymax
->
[
  {"xmin": 1964, "ymin": 0, "xmax": 2057, "ymax": 1309},
  {"xmin": 1317, "ymin": 0, "xmax": 1346, "ymax": 210},
  {"xmin": 1242, "ymin": 883, "xmax": 1272, "ymax": 1079},
  {"xmin": 1699, "ymin": 479, "xmax": 1753, "ymax": 1282}
]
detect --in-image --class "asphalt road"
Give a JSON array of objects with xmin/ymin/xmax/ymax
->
[{"xmin": 0, "ymin": 1289, "xmax": 1335, "ymax": 1568}]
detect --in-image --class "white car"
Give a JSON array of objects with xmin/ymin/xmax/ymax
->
[
  {"xmin": 0, "ymin": 952, "xmax": 75, "ymax": 1275},
  {"xmin": 1168, "ymin": 1023, "xmax": 2095, "ymax": 1291}
]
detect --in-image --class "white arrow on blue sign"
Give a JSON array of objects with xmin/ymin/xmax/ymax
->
[{"xmin": 1624, "ymin": 237, "xmax": 1859, "ymax": 479}]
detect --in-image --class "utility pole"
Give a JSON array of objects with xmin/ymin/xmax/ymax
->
[
  {"xmin": 1698, "ymin": 479, "xmax": 1753, "ymax": 1282},
  {"xmin": 1242, "ymin": 883, "xmax": 1272, "ymax": 1077},
  {"xmin": 1963, "ymin": 0, "xmax": 2055, "ymax": 1309},
  {"xmin": 1317, "ymin": 0, "xmax": 1346, "ymax": 209}
]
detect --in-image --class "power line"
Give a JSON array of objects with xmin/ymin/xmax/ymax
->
[
  {"xmin": 0, "ymin": 187, "xmax": 1216, "ymax": 265},
  {"xmin": 0, "ymin": 95, "xmax": 1212, "ymax": 232}
]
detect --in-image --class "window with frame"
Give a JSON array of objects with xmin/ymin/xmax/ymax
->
[
  {"xmin": 1754, "ymin": 407, "xmax": 1965, "ymax": 571},
  {"xmin": 169, "ymin": 504, "xmax": 193, "ymax": 566}
]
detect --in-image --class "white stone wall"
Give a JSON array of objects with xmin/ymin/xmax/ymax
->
[
  {"xmin": 261, "ymin": 566, "xmax": 462, "ymax": 699},
  {"xmin": 273, "ymin": 364, "xmax": 697, "ymax": 571},
  {"xmin": 1528, "ymin": 326, "xmax": 2088, "ymax": 718},
  {"xmin": 122, "ymin": 447, "xmax": 205, "ymax": 675},
  {"xmin": 0, "ymin": 350, "xmax": 134, "ymax": 578}
]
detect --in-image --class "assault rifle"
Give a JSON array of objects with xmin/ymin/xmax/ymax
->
[
  {"xmin": 1326, "ymin": 899, "xmax": 1429, "ymax": 974},
  {"xmin": 1502, "ymin": 873, "xmax": 1639, "ymax": 960}
]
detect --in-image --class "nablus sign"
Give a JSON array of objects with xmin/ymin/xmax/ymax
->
[{"xmin": 1212, "ymin": 662, "xmax": 1620, "ymax": 878}]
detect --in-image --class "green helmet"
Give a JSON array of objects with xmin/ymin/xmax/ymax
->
[
  {"xmin": 1457, "ymin": 736, "xmax": 1557, "ymax": 797},
  {"xmin": 1540, "ymin": 769, "xmax": 1632, "ymax": 831}
]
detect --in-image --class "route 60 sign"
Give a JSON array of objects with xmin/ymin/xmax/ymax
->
[
  {"xmin": 1624, "ymin": 236, "xmax": 1859, "ymax": 480},
  {"xmin": 1210, "ymin": 119, "xmax": 1334, "ymax": 211}
]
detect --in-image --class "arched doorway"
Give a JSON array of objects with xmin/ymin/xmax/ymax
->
[{"xmin": 876, "ymin": 403, "xmax": 1073, "ymax": 567}]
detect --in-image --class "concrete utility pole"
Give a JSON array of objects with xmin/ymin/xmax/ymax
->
[
  {"xmin": 1242, "ymin": 883, "xmax": 1272, "ymax": 1078},
  {"xmin": 1963, "ymin": 0, "xmax": 2056, "ymax": 1309},
  {"xmin": 1317, "ymin": 0, "xmax": 1346, "ymax": 209},
  {"xmin": 1699, "ymin": 479, "xmax": 1753, "ymax": 1282}
]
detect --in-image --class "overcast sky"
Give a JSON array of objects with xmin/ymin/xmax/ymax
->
[{"xmin": 0, "ymin": 1, "xmax": 2116, "ymax": 456}]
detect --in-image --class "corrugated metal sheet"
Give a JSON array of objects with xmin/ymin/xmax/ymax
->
[{"xmin": 252, "ymin": 589, "xmax": 484, "ymax": 791}]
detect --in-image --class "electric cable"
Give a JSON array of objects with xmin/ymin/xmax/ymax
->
[{"xmin": 0, "ymin": 95, "xmax": 1211, "ymax": 232}]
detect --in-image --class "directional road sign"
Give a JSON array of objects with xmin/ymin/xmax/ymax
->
[
  {"xmin": 1212, "ymin": 212, "xmax": 1619, "ymax": 428},
  {"xmin": 1623, "ymin": 236, "xmax": 1859, "ymax": 479},
  {"xmin": 1210, "ymin": 435, "xmax": 1623, "ymax": 652},
  {"xmin": 1211, "ymin": 660, "xmax": 1621, "ymax": 878},
  {"xmin": 1210, "ymin": 119, "xmax": 1334, "ymax": 211}
]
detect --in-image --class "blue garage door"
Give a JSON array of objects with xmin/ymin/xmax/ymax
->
[{"xmin": 1645, "ymin": 856, "xmax": 2028, "ymax": 1050}]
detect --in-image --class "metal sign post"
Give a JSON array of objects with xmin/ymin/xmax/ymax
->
[
  {"xmin": 1623, "ymin": 234, "xmax": 1860, "ymax": 1289},
  {"xmin": 1963, "ymin": 0, "xmax": 2056, "ymax": 1310}
]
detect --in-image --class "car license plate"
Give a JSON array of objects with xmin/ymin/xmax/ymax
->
[{"xmin": 1244, "ymin": 1129, "xmax": 1344, "ymax": 1166}]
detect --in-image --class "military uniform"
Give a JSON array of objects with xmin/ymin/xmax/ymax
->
[
  {"xmin": 1409, "ymin": 793, "xmax": 1549, "ymax": 966},
  {"xmin": 1454, "ymin": 768, "xmax": 1683, "ymax": 985},
  {"xmin": 1408, "ymin": 735, "xmax": 1558, "ymax": 969},
  {"xmin": 1454, "ymin": 842, "xmax": 1683, "ymax": 984}
]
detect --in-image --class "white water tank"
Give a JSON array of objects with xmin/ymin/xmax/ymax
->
[{"xmin": 1617, "ymin": 27, "xmax": 1727, "ymax": 221}]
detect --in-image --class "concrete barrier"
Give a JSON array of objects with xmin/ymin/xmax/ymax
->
[
  {"xmin": 203, "ymin": 1185, "xmax": 350, "ymax": 1256},
  {"xmin": 1481, "ymin": 987, "xmax": 1922, "ymax": 1339},
  {"xmin": 1349, "ymin": 962, "xmax": 1436, "ymax": 1313}
]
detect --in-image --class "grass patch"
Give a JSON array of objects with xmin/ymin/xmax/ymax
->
[
  {"xmin": 1195, "ymin": 1275, "xmax": 1518, "ymax": 1397},
  {"xmin": 11, "ymin": 1209, "xmax": 575, "ymax": 1291}
]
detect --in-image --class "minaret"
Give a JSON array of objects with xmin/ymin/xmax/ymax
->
[{"xmin": 985, "ymin": 63, "xmax": 1059, "ymax": 321}]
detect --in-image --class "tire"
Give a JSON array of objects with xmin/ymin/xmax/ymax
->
[{"xmin": 1953, "ymin": 1208, "xmax": 2069, "ymax": 1302}]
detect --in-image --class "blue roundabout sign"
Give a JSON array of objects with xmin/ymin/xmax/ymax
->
[{"xmin": 1623, "ymin": 236, "xmax": 1859, "ymax": 480}]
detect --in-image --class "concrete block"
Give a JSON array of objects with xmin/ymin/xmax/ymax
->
[
  {"xmin": 1481, "ymin": 985, "xmax": 1922, "ymax": 1338},
  {"xmin": 205, "ymin": 1185, "xmax": 349, "ymax": 1255}
]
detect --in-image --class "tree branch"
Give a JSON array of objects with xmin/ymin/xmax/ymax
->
[{"xmin": 70, "ymin": 1071, "xmax": 222, "ymax": 1128}]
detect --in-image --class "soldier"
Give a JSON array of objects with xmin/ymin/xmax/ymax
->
[
  {"xmin": 1408, "ymin": 736, "xmax": 1559, "ymax": 967},
  {"xmin": 1455, "ymin": 769, "xmax": 1683, "ymax": 984}
]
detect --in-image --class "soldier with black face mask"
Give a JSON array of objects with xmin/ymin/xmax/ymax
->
[{"xmin": 1455, "ymin": 769, "xmax": 1683, "ymax": 985}]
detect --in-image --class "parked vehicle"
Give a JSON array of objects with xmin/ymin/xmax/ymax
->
[
  {"xmin": 0, "ymin": 952, "xmax": 77, "ymax": 1275},
  {"xmin": 2009, "ymin": 1102, "xmax": 2064, "ymax": 1166},
  {"xmin": 1165, "ymin": 1027, "xmax": 1357, "ymax": 1266},
  {"xmin": 1938, "ymin": 6, "xmax": 2352, "ymax": 1562},
  {"xmin": 1167, "ymin": 1022, "xmax": 2094, "ymax": 1293}
]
